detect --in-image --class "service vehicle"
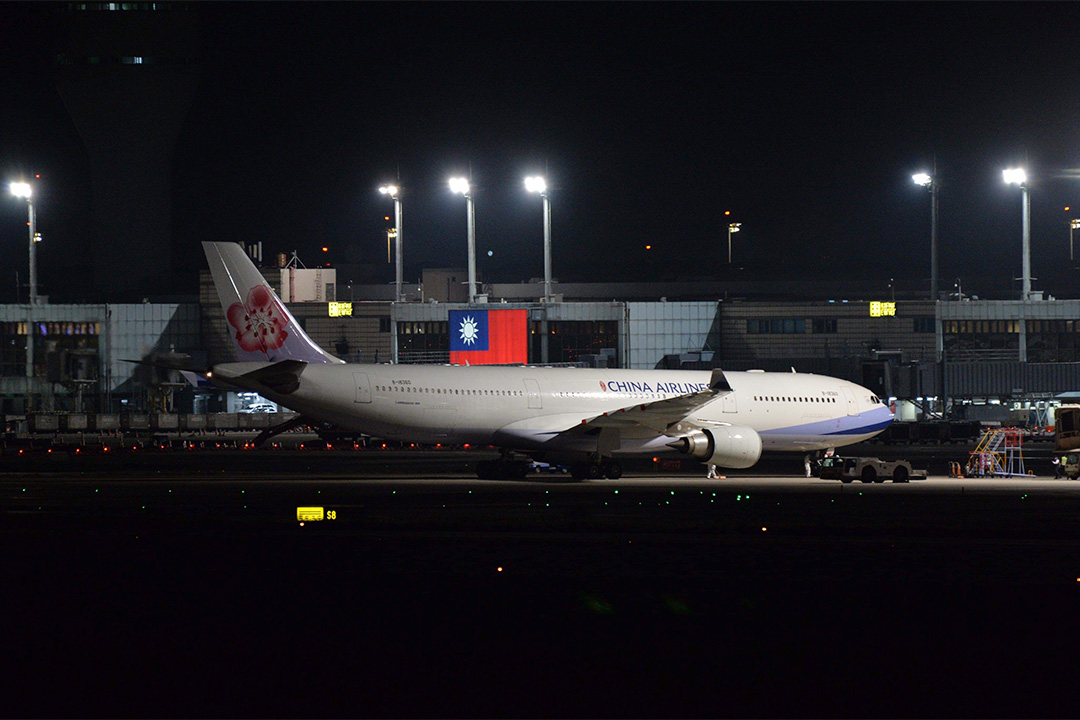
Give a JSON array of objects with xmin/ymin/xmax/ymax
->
[
  {"xmin": 1054, "ymin": 405, "xmax": 1080, "ymax": 479},
  {"xmin": 817, "ymin": 455, "xmax": 926, "ymax": 483}
]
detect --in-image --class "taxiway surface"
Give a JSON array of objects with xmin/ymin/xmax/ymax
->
[{"xmin": 3, "ymin": 450, "xmax": 1079, "ymax": 718}]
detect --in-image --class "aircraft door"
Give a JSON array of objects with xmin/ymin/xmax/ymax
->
[
  {"xmin": 841, "ymin": 386, "xmax": 859, "ymax": 416},
  {"xmin": 524, "ymin": 378, "xmax": 542, "ymax": 409},
  {"xmin": 722, "ymin": 392, "xmax": 737, "ymax": 413},
  {"xmin": 353, "ymin": 372, "xmax": 372, "ymax": 404}
]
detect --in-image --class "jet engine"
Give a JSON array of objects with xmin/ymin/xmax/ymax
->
[{"xmin": 668, "ymin": 425, "xmax": 763, "ymax": 469}]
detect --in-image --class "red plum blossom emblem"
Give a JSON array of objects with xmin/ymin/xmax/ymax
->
[{"xmin": 227, "ymin": 285, "xmax": 290, "ymax": 355}]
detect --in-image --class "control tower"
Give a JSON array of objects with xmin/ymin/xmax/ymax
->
[{"xmin": 53, "ymin": 3, "xmax": 198, "ymax": 301}]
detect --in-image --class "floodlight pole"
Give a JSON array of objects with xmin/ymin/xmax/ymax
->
[
  {"xmin": 379, "ymin": 185, "xmax": 404, "ymax": 302},
  {"xmin": 450, "ymin": 178, "xmax": 478, "ymax": 303},
  {"xmin": 9, "ymin": 182, "xmax": 36, "ymax": 403},
  {"xmin": 913, "ymin": 170, "xmax": 939, "ymax": 299},
  {"xmin": 526, "ymin": 175, "xmax": 554, "ymax": 364},
  {"xmin": 26, "ymin": 197, "xmax": 35, "ymax": 394},
  {"xmin": 27, "ymin": 199, "xmax": 37, "ymax": 306},
  {"xmin": 525, "ymin": 176, "xmax": 553, "ymax": 303},
  {"xmin": 1071, "ymin": 219, "xmax": 1080, "ymax": 263},
  {"xmin": 393, "ymin": 195, "xmax": 403, "ymax": 302},
  {"xmin": 929, "ymin": 179, "xmax": 939, "ymax": 300},
  {"xmin": 542, "ymin": 192, "xmax": 552, "ymax": 302},
  {"xmin": 466, "ymin": 192, "xmax": 476, "ymax": 303},
  {"xmin": 1004, "ymin": 168, "xmax": 1031, "ymax": 301},
  {"xmin": 727, "ymin": 222, "xmax": 741, "ymax": 264},
  {"xmin": 1022, "ymin": 182, "xmax": 1031, "ymax": 300}
]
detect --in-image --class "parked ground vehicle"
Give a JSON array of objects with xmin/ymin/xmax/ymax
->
[
  {"xmin": 1054, "ymin": 405, "xmax": 1080, "ymax": 479},
  {"xmin": 817, "ymin": 455, "xmax": 927, "ymax": 483}
]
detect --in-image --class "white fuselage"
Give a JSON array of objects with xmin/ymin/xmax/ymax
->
[{"xmin": 212, "ymin": 363, "xmax": 893, "ymax": 458}]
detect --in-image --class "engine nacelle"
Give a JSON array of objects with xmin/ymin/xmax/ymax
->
[{"xmin": 669, "ymin": 425, "xmax": 763, "ymax": 469}]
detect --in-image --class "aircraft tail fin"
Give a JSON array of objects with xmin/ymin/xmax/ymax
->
[{"xmin": 202, "ymin": 242, "xmax": 343, "ymax": 364}]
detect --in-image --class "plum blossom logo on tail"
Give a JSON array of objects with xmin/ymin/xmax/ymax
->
[{"xmin": 227, "ymin": 285, "xmax": 290, "ymax": 355}]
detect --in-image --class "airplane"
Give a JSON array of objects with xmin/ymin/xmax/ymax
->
[{"xmin": 202, "ymin": 241, "xmax": 894, "ymax": 479}]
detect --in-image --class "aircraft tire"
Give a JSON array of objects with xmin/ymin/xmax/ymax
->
[
  {"xmin": 570, "ymin": 463, "xmax": 588, "ymax": 481},
  {"xmin": 586, "ymin": 462, "xmax": 604, "ymax": 480},
  {"xmin": 603, "ymin": 462, "xmax": 622, "ymax": 480}
]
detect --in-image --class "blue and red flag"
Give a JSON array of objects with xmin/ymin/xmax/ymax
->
[{"xmin": 449, "ymin": 309, "xmax": 528, "ymax": 365}]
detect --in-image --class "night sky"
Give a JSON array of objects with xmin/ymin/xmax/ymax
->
[{"xmin": 3, "ymin": 2, "xmax": 1080, "ymax": 302}]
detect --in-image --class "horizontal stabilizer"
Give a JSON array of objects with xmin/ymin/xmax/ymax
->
[
  {"xmin": 121, "ymin": 353, "xmax": 206, "ymax": 375},
  {"xmin": 238, "ymin": 359, "xmax": 307, "ymax": 394}
]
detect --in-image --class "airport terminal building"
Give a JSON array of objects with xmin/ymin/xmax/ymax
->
[{"xmin": 3, "ymin": 256, "xmax": 1080, "ymax": 421}]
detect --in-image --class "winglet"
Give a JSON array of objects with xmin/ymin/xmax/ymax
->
[
  {"xmin": 709, "ymin": 368, "xmax": 731, "ymax": 393},
  {"xmin": 203, "ymin": 242, "xmax": 343, "ymax": 365}
]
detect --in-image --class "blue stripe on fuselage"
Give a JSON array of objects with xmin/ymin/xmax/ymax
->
[
  {"xmin": 759, "ymin": 407, "xmax": 894, "ymax": 438},
  {"xmin": 825, "ymin": 417, "xmax": 895, "ymax": 435}
]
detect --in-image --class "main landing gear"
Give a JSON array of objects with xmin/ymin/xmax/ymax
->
[{"xmin": 569, "ymin": 460, "xmax": 622, "ymax": 480}]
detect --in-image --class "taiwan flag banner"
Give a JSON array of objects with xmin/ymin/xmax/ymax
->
[{"xmin": 449, "ymin": 309, "xmax": 528, "ymax": 365}]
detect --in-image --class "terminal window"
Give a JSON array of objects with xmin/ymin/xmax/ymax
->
[
  {"xmin": 912, "ymin": 317, "xmax": 935, "ymax": 333},
  {"xmin": 747, "ymin": 318, "xmax": 807, "ymax": 334}
]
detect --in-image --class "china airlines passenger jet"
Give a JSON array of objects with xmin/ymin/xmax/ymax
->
[{"xmin": 203, "ymin": 242, "xmax": 893, "ymax": 479}]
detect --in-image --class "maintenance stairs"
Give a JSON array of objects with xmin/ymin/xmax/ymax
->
[{"xmin": 966, "ymin": 427, "xmax": 1028, "ymax": 477}]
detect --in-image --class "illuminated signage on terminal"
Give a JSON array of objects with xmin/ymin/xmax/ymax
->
[
  {"xmin": 869, "ymin": 301, "xmax": 896, "ymax": 317},
  {"xmin": 328, "ymin": 302, "xmax": 353, "ymax": 317}
]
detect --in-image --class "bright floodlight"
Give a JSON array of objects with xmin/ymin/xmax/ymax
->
[
  {"xmin": 379, "ymin": 184, "xmax": 399, "ymax": 198},
  {"xmin": 1003, "ymin": 168, "xmax": 1027, "ymax": 185},
  {"xmin": 9, "ymin": 182, "xmax": 31, "ymax": 199},
  {"xmin": 912, "ymin": 173, "xmax": 932, "ymax": 187},
  {"xmin": 524, "ymin": 176, "xmax": 547, "ymax": 194},
  {"xmin": 449, "ymin": 177, "xmax": 470, "ymax": 195}
]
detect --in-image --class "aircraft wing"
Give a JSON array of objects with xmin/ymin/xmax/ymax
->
[{"xmin": 556, "ymin": 368, "xmax": 733, "ymax": 437}]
